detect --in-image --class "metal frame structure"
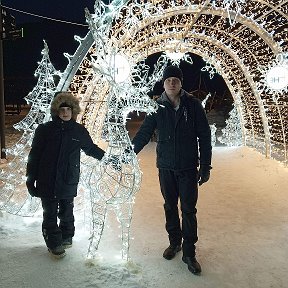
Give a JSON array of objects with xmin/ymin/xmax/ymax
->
[{"xmin": 59, "ymin": 0, "xmax": 287, "ymax": 163}]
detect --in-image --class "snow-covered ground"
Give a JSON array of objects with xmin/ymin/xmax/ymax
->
[{"xmin": 1, "ymin": 142, "xmax": 288, "ymax": 288}]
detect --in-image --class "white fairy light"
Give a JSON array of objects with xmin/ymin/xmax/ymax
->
[
  {"xmin": 218, "ymin": 103, "xmax": 244, "ymax": 147},
  {"xmin": 165, "ymin": 52, "xmax": 185, "ymax": 61},
  {"xmin": 201, "ymin": 60, "xmax": 218, "ymax": 79},
  {"xmin": 110, "ymin": 53, "xmax": 131, "ymax": 83},
  {"xmin": 221, "ymin": 0, "xmax": 246, "ymax": 26},
  {"xmin": 1, "ymin": 0, "xmax": 287, "ymax": 261},
  {"xmin": 259, "ymin": 53, "xmax": 288, "ymax": 97},
  {"xmin": 69, "ymin": 0, "xmax": 287, "ymax": 165},
  {"xmin": 201, "ymin": 93, "xmax": 211, "ymax": 109},
  {"xmin": 82, "ymin": 5, "xmax": 158, "ymax": 261},
  {"xmin": 266, "ymin": 66, "xmax": 288, "ymax": 91},
  {"xmin": 164, "ymin": 51, "xmax": 193, "ymax": 66},
  {"xmin": 0, "ymin": 40, "xmax": 60, "ymax": 216},
  {"xmin": 201, "ymin": 93, "xmax": 217, "ymax": 147},
  {"xmin": 210, "ymin": 123, "xmax": 217, "ymax": 147}
]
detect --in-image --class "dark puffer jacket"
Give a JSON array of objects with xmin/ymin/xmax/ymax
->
[
  {"xmin": 132, "ymin": 89, "xmax": 212, "ymax": 170},
  {"xmin": 26, "ymin": 117, "xmax": 105, "ymax": 199}
]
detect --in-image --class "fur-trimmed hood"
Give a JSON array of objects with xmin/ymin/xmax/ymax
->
[{"xmin": 50, "ymin": 92, "xmax": 81, "ymax": 120}]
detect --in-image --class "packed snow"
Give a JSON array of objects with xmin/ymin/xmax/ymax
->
[{"xmin": 1, "ymin": 142, "xmax": 288, "ymax": 288}]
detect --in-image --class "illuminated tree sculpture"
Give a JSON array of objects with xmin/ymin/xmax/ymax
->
[
  {"xmin": 218, "ymin": 104, "xmax": 243, "ymax": 147},
  {"xmin": 0, "ymin": 40, "xmax": 60, "ymax": 215}
]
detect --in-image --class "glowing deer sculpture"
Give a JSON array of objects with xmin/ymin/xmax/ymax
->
[
  {"xmin": 81, "ymin": 5, "xmax": 162, "ymax": 260},
  {"xmin": 83, "ymin": 84, "xmax": 157, "ymax": 260}
]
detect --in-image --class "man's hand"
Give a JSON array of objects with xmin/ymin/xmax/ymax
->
[
  {"xmin": 26, "ymin": 178, "xmax": 38, "ymax": 197},
  {"xmin": 198, "ymin": 165, "xmax": 212, "ymax": 186}
]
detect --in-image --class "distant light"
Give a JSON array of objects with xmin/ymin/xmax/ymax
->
[
  {"xmin": 165, "ymin": 52, "xmax": 185, "ymax": 61},
  {"xmin": 266, "ymin": 65, "xmax": 288, "ymax": 90},
  {"xmin": 111, "ymin": 54, "xmax": 130, "ymax": 83}
]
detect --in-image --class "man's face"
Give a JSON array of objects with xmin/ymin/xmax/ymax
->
[
  {"xmin": 58, "ymin": 107, "xmax": 72, "ymax": 121},
  {"xmin": 163, "ymin": 77, "xmax": 182, "ymax": 97}
]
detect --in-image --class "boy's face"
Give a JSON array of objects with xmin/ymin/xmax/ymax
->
[{"xmin": 58, "ymin": 107, "xmax": 72, "ymax": 121}]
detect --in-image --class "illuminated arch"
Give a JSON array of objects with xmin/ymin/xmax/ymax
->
[{"xmin": 58, "ymin": 0, "xmax": 287, "ymax": 164}]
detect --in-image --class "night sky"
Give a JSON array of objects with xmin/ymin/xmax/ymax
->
[
  {"xmin": 2, "ymin": 0, "xmax": 98, "ymax": 103},
  {"xmin": 2, "ymin": 0, "xmax": 97, "ymax": 70},
  {"xmin": 2, "ymin": 0, "xmax": 97, "ymax": 24},
  {"xmin": 2, "ymin": 0, "xmax": 230, "ymax": 108}
]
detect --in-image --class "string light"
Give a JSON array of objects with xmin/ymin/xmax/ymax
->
[
  {"xmin": 219, "ymin": 0, "xmax": 246, "ymax": 26},
  {"xmin": 218, "ymin": 103, "xmax": 244, "ymax": 146},
  {"xmin": 70, "ymin": 0, "xmax": 285, "ymax": 164},
  {"xmin": 258, "ymin": 52, "xmax": 288, "ymax": 99},
  {"xmin": 201, "ymin": 93, "xmax": 217, "ymax": 146},
  {"xmin": 0, "ymin": 0, "xmax": 287, "ymax": 261},
  {"xmin": 201, "ymin": 57, "xmax": 218, "ymax": 79}
]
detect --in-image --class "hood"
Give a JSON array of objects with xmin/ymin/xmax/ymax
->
[{"xmin": 50, "ymin": 92, "xmax": 81, "ymax": 120}]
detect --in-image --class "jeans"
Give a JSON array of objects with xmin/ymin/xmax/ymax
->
[
  {"xmin": 158, "ymin": 168, "xmax": 198, "ymax": 257},
  {"xmin": 41, "ymin": 198, "xmax": 75, "ymax": 249}
]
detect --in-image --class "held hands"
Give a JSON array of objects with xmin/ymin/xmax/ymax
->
[
  {"xmin": 102, "ymin": 147, "xmax": 135, "ymax": 171},
  {"xmin": 198, "ymin": 165, "xmax": 212, "ymax": 186},
  {"xmin": 26, "ymin": 178, "xmax": 38, "ymax": 197},
  {"xmin": 102, "ymin": 155, "xmax": 122, "ymax": 171}
]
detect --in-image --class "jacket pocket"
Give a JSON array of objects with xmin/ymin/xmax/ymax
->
[{"xmin": 65, "ymin": 164, "xmax": 80, "ymax": 184}]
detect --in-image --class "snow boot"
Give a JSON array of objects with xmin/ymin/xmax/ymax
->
[
  {"xmin": 62, "ymin": 237, "xmax": 72, "ymax": 249},
  {"xmin": 48, "ymin": 245, "xmax": 66, "ymax": 259}
]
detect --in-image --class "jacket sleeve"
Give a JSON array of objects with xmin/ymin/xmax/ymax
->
[
  {"xmin": 194, "ymin": 99, "xmax": 212, "ymax": 166},
  {"xmin": 26, "ymin": 125, "xmax": 46, "ymax": 180},
  {"xmin": 80, "ymin": 127, "xmax": 105, "ymax": 160},
  {"xmin": 132, "ymin": 113, "xmax": 157, "ymax": 154}
]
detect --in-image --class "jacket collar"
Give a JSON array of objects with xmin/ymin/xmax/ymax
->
[
  {"xmin": 53, "ymin": 116, "xmax": 75, "ymax": 130},
  {"xmin": 157, "ymin": 89, "xmax": 186, "ymax": 108}
]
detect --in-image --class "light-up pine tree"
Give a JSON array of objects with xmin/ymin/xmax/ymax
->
[
  {"xmin": 14, "ymin": 39, "xmax": 60, "ymax": 132},
  {"xmin": 218, "ymin": 104, "xmax": 243, "ymax": 146},
  {"xmin": 0, "ymin": 40, "xmax": 60, "ymax": 215}
]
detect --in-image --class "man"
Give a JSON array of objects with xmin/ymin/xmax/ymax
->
[
  {"xmin": 131, "ymin": 65, "xmax": 212, "ymax": 275},
  {"xmin": 26, "ymin": 92, "xmax": 106, "ymax": 258}
]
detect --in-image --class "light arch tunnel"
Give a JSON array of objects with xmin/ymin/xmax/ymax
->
[{"xmin": 56, "ymin": 0, "xmax": 287, "ymax": 164}]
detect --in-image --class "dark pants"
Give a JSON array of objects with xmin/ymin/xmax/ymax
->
[
  {"xmin": 41, "ymin": 198, "xmax": 75, "ymax": 249},
  {"xmin": 158, "ymin": 168, "xmax": 198, "ymax": 257}
]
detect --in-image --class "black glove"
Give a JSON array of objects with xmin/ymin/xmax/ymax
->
[
  {"xmin": 198, "ymin": 165, "xmax": 212, "ymax": 186},
  {"xmin": 26, "ymin": 178, "xmax": 37, "ymax": 197}
]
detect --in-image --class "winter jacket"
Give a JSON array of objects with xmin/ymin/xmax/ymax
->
[
  {"xmin": 26, "ymin": 117, "xmax": 105, "ymax": 199},
  {"xmin": 132, "ymin": 89, "xmax": 212, "ymax": 170}
]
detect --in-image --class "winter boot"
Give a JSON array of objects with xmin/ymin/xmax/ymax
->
[
  {"xmin": 163, "ymin": 245, "xmax": 182, "ymax": 260},
  {"xmin": 48, "ymin": 245, "xmax": 66, "ymax": 259},
  {"xmin": 62, "ymin": 237, "xmax": 73, "ymax": 249}
]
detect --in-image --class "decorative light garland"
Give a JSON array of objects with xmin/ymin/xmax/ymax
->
[
  {"xmin": 201, "ymin": 57, "xmax": 218, "ymax": 79},
  {"xmin": 0, "ymin": 0, "xmax": 287, "ymax": 262},
  {"xmin": 258, "ymin": 52, "xmax": 288, "ymax": 100}
]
